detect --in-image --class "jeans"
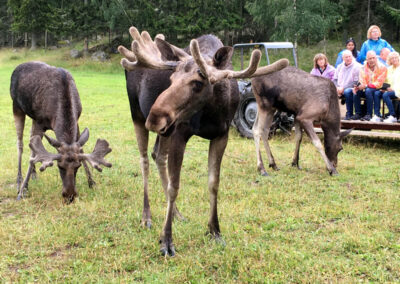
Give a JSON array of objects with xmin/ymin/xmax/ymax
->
[
  {"xmin": 354, "ymin": 87, "xmax": 375, "ymax": 116},
  {"xmin": 382, "ymin": 91, "xmax": 397, "ymax": 116},
  {"xmin": 343, "ymin": 88, "xmax": 354, "ymax": 117},
  {"xmin": 373, "ymin": 90, "xmax": 384, "ymax": 116}
]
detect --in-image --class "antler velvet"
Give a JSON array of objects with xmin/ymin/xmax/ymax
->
[
  {"xmin": 29, "ymin": 135, "xmax": 61, "ymax": 171},
  {"xmin": 79, "ymin": 139, "xmax": 112, "ymax": 172}
]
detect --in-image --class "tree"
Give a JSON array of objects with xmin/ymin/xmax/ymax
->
[{"xmin": 8, "ymin": 0, "xmax": 56, "ymax": 49}]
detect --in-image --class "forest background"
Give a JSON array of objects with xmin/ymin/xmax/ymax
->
[{"xmin": 1, "ymin": 0, "xmax": 400, "ymax": 53}]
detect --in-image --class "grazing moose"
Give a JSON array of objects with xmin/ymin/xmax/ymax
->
[
  {"xmin": 251, "ymin": 66, "xmax": 352, "ymax": 176},
  {"xmin": 10, "ymin": 61, "xmax": 112, "ymax": 202},
  {"xmin": 118, "ymin": 27, "xmax": 289, "ymax": 256}
]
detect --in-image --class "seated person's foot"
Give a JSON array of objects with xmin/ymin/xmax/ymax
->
[
  {"xmin": 384, "ymin": 115, "xmax": 397, "ymax": 123},
  {"xmin": 361, "ymin": 114, "xmax": 372, "ymax": 121},
  {"xmin": 350, "ymin": 114, "xmax": 362, "ymax": 120},
  {"xmin": 344, "ymin": 114, "xmax": 352, "ymax": 120},
  {"xmin": 370, "ymin": 115, "xmax": 383, "ymax": 122}
]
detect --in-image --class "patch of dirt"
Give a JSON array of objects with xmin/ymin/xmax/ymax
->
[
  {"xmin": 8, "ymin": 263, "xmax": 31, "ymax": 273},
  {"xmin": 49, "ymin": 243, "xmax": 79, "ymax": 259}
]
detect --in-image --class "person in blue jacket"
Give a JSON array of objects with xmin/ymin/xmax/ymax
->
[
  {"xmin": 357, "ymin": 25, "xmax": 394, "ymax": 64},
  {"xmin": 335, "ymin": 38, "xmax": 359, "ymax": 68}
]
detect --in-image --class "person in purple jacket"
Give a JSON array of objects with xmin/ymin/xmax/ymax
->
[
  {"xmin": 310, "ymin": 53, "xmax": 335, "ymax": 81},
  {"xmin": 333, "ymin": 50, "xmax": 362, "ymax": 120}
]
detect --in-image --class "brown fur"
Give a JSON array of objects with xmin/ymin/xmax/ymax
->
[
  {"xmin": 10, "ymin": 61, "xmax": 111, "ymax": 202},
  {"xmin": 251, "ymin": 66, "xmax": 351, "ymax": 176}
]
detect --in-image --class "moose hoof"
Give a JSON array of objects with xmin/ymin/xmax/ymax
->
[
  {"xmin": 269, "ymin": 164, "xmax": 280, "ymax": 171},
  {"xmin": 329, "ymin": 168, "xmax": 339, "ymax": 176},
  {"xmin": 261, "ymin": 171, "xmax": 269, "ymax": 177},
  {"xmin": 292, "ymin": 163, "xmax": 301, "ymax": 170},
  {"xmin": 160, "ymin": 240, "xmax": 175, "ymax": 257},
  {"xmin": 88, "ymin": 179, "xmax": 96, "ymax": 189},
  {"xmin": 141, "ymin": 220, "xmax": 152, "ymax": 229},
  {"xmin": 209, "ymin": 233, "xmax": 226, "ymax": 247}
]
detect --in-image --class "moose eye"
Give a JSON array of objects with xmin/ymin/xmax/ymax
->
[{"xmin": 192, "ymin": 80, "xmax": 203, "ymax": 93}]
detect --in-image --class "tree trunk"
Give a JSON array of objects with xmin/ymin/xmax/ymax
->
[
  {"xmin": 367, "ymin": 0, "xmax": 371, "ymax": 27},
  {"xmin": 30, "ymin": 32, "xmax": 37, "ymax": 50},
  {"xmin": 45, "ymin": 30, "xmax": 48, "ymax": 49},
  {"xmin": 24, "ymin": 32, "xmax": 28, "ymax": 48},
  {"xmin": 83, "ymin": 0, "xmax": 89, "ymax": 56}
]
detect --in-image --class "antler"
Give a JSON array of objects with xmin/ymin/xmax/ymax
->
[
  {"xmin": 249, "ymin": 58, "xmax": 290, "ymax": 78},
  {"xmin": 118, "ymin": 26, "xmax": 178, "ymax": 71},
  {"xmin": 190, "ymin": 39, "xmax": 262, "ymax": 84},
  {"xmin": 79, "ymin": 139, "xmax": 112, "ymax": 172},
  {"xmin": 29, "ymin": 135, "xmax": 61, "ymax": 171},
  {"xmin": 190, "ymin": 39, "xmax": 289, "ymax": 84}
]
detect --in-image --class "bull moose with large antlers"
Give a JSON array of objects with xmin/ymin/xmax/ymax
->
[
  {"xmin": 11, "ymin": 61, "xmax": 112, "ymax": 202},
  {"xmin": 118, "ymin": 27, "xmax": 289, "ymax": 256}
]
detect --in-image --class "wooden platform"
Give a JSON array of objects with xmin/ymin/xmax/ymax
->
[
  {"xmin": 314, "ymin": 127, "xmax": 400, "ymax": 139},
  {"xmin": 339, "ymin": 120, "xmax": 400, "ymax": 131}
]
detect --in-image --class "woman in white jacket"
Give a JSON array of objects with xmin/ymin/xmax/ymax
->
[{"xmin": 382, "ymin": 52, "xmax": 400, "ymax": 123}]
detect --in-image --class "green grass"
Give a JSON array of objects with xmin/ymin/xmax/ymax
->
[{"xmin": 1, "ymin": 46, "xmax": 400, "ymax": 283}]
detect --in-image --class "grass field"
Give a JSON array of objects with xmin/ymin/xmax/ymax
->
[{"xmin": 1, "ymin": 46, "xmax": 400, "ymax": 283}]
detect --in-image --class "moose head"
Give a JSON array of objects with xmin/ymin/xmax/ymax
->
[
  {"xmin": 118, "ymin": 27, "xmax": 289, "ymax": 137},
  {"xmin": 29, "ymin": 128, "xmax": 111, "ymax": 202}
]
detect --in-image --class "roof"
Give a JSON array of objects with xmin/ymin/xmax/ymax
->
[{"xmin": 233, "ymin": 42, "xmax": 294, "ymax": 49}]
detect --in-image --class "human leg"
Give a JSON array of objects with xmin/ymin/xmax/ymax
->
[
  {"xmin": 343, "ymin": 88, "xmax": 354, "ymax": 119},
  {"xmin": 373, "ymin": 90, "xmax": 383, "ymax": 117}
]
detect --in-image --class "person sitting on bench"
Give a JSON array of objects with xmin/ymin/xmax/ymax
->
[
  {"xmin": 382, "ymin": 51, "xmax": 400, "ymax": 123},
  {"xmin": 353, "ymin": 50, "xmax": 387, "ymax": 121},
  {"xmin": 333, "ymin": 50, "xmax": 362, "ymax": 120}
]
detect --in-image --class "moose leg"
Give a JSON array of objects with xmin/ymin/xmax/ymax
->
[
  {"xmin": 13, "ymin": 106, "xmax": 25, "ymax": 190},
  {"xmin": 207, "ymin": 134, "xmax": 228, "ymax": 241},
  {"xmin": 154, "ymin": 135, "xmax": 185, "ymax": 221},
  {"xmin": 291, "ymin": 120, "xmax": 303, "ymax": 168},
  {"xmin": 300, "ymin": 120, "xmax": 338, "ymax": 175},
  {"xmin": 17, "ymin": 122, "xmax": 45, "ymax": 199},
  {"xmin": 29, "ymin": 122, "xmax": 44, "ymax": 180},
  {"xmin": 77, "ymin": 125, "xmax": 95, "ymax": 188},
  {"xmin": 253, "ymin": 109, "xmax": 278, "ymax": 176},
  {"xmin": 17, "ymin": 161, "xmax": 34, "ymax": 200},
  {"xmin": 133, "ymin": 121, "xmax": 152, "ymax": 228},
  {"xmin": 159, "ymin": 134, "xmax": 187, "ymax": 256}
]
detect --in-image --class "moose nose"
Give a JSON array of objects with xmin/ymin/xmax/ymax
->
[
  {"xmin": 146, "ymin": 112, "xmax": 171, "ymax": 134},
  {"xmin": 62, "ymin": 189, "xmax": 77, "ymax": 204}
]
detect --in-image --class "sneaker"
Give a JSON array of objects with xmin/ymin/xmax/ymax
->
[
  {"xmin": 384, "ymin": 115, "xmax": 397, "ymax": 123},
  {"xmin": 350, "ymin": 114, "xmax": 362, "ymax": 120},
  {"xmin": 344, "ymin": 114, "xmax": 352, "ymax": 120},
  {"xmin": 370, "ymin": 115, "xmax": 382, "ymax": 122},
  {"xmin": 361, "ymin": 114, "xmax": 371, "ymax": 121}
]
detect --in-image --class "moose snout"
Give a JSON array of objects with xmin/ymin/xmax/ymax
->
[
  {"xmin": 145, "ymin": 110, "xmax": 174, "ymax": 135},
  {"xmin": 62, "ymin": 190, "xmax": 77, "ymax": 203}
]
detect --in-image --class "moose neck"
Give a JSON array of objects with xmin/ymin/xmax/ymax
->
[{"xmin": 53, "ymin": 70, "xmax": 79, "ymax": 144}]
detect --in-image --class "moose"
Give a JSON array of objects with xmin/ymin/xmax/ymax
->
[
  {"xmin": 10, "ymin": 61, "xmax": 112, "ymax": 202},
  {"xmin": 251, "ymin": 66, "xmax": 352, "ymax": 176},
  {"xmin": 118, "ymin": 27, "xmax": 289, "ymax": 256}
]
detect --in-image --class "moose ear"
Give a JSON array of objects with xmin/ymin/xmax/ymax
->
[
  {"xmin": 78, "ymin": 128, "xmax": 90, "ymax": 146},
  {"xmin": 155, "ymin": 38, "xmax": 189, "ymax": 61},
  {"xmin": 340, "ymin": 128, "xmax": 352, "ymax": 139},
  {"xmin": 213, "ymin": 46, "xmax": 233, "ymax": 69},
  {"xmin": 44, "ymin": 134, "xmax": 61, "ymax": 148}
]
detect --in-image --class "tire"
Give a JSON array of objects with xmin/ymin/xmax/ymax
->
[{"xmin": 233, "ymin": 91, "xmax": 257, "ymax": 139}]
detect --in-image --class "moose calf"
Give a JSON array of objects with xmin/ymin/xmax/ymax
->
[
  {"xmin": 10, "ymin": 61, "xmax": 112, "ymax": 202},
  {"xmin": 252, "ymin": 66, "xmax": 352, "ymax": 176}
]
